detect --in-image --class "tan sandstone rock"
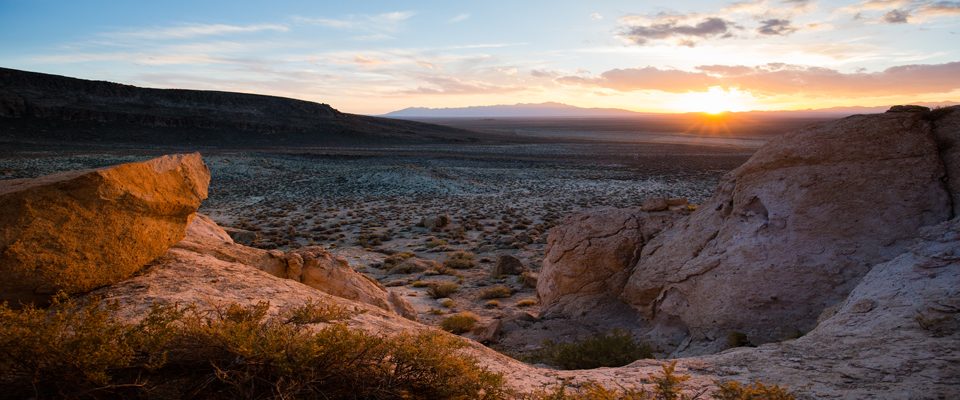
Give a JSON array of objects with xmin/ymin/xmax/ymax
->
[
  {"xmin": 0, "ymin": 153, "xmax": 209, "ymax": 303},
  {"xmin": 176, "ymin": 215, "xmax": 417, "ymax": 320},
  {"xmin": 537, "ymin": 208, "xmax": 680, "ymax": 317},
  {"xmin": 620, "ymin": 108, "xmax": 955, "ymax": 354}
]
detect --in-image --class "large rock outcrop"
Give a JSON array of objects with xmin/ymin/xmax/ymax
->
[
  {"xmin": 0, "ymin": 153, "xmax": 209, "ymax": 303},
  {"xmin": 620, "ymin": 107, "xmax": 957, "ymax": 353},
  {"xmin": 176, "ymin": 214, "xmax": 418, "ymax": 320},
  {"xmin": 537, "ymin": 208, "xmax": 680, "ymax": 317}
]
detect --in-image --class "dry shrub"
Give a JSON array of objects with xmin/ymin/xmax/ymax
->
[
  {"xmin": 0, "ymin": 295, "xmax": 505, "ymax": 399},
  {"xmin": 529, "ymin": 329, "xmax": 653, "ymax": 370},
  {"xmin": 479, "ymin": 285, "xmax": 513, "ymax": 299},
  {"xmin": 444, "ymin": 251, "xmax": 477, "ymax": 269},
  {"xmin": 427, "ymin": 281, "xmax": 460, "ymax": 299},
  {"xmin": 441, "ymin": 312, "xmax": 479, "ymax": 334}
]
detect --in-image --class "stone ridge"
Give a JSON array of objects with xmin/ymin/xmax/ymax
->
[{"xmin": 0, "ymin": 67, "xmax": 485, "ymax": 146}]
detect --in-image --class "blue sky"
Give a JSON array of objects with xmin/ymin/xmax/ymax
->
[{"xmin": 1, "ymin": 0, "xmax": 958, "ymax": 113}]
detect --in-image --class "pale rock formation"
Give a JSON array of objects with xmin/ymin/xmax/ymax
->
[
  {"xmin": 0, "ymin": 153, "xmax": 209, "ymax": 303},
  {"xmin": 619, "ymin": 108, "xmax": 955, "ymax": 354}
]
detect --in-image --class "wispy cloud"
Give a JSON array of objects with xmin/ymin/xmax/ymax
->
[
  {"xmin": 448, "ymin": 13, "xmax": 471, "ymax": 23},
  {"xmin": 110, "ymin": 23, "xmax": 288, "ymax": 40},
  {"xmin": 839, "ymin": 0, "xmax": 960, "ymax": 23},
  {"xmin": 558, "ymin": 61, "xmax": 960, "ymax": 96},
  {"xmin": 294, "ymin": 11, "xmax": 415, "ymax": 32}
]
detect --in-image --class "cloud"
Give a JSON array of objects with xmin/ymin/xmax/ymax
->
[
  {"xmin": 590, "ymin": 12, "xmax": 604, "ymax": 20},
  {"xmin": 111, "ymin": 23, "xmax": 288, "ymax": 40},
  {"xmin": 841, "ymin": 0, "xmax": 959, "ymax": 22},
  {"xmin": 557, "ymin": 62, "xmax": 960, "ymax": 96},
  {"xmin": 619, "ymin": 15, "xmax": 736, "ymax": 46},
  {"xmin": 403, "ymin": 76, "xmax": 523, "ymax": 95},
  {"xmin": 448, "ymin": 13, "xmax": 470, "ymax": 23},
  {"xmin": 530, "ymin": 69, "xmax": 559, "ymax": 78},
  {"xmin": 757, "ymin": 18, "xmax": 798, "ymax": 35},
  {"xmin": 557, "ymin": 66, "xmax": 720, "ymax": 92},
  {"xmin": 917, "ymin": 1, "xmax": 960, "ymax": 17},
  {"xmin": 883, "ymin": 9, "xmax": 911, "ymax": 22},
  {"xmin": 295, "ymin": 11, "xmax": 414, "ymax": 33}
]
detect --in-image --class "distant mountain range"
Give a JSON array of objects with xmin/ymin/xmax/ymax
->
[
  {"xmin": 383, "ymin": 101, "xmax": 959, "ymax": 119},
  {"xmin": 0, "ymin": 67, "xmax": 495, "ymax": 147},
  {"xmin": 383, "ymin": 102, "xmax": 649, "ymax": 118}
]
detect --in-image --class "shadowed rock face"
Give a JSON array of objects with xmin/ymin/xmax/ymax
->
[
  {"xmin": 621, "ymin": 107, "xmax": 957, "ymax": 354},
  {"xmin": 0, "ymin": 153, "xmax": 209, "ymax": 303},
  {"xmin": 0, "ymin": 67, "xmax": 487, "ymax": 146},
  {"xmin": 537, "ymin": 208, "xmax": 681, "ymax": 317},
  {"xmin": 535, "ymin": 106, "xmax": 960, "ymax": 356}
]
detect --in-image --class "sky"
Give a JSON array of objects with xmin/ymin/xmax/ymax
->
[{"xmin": 1, "ymin": 0, "xmax": 959, "ymax": 114}]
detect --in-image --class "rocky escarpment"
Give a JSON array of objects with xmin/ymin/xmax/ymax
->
[
  {"xmin": 0, "ymin": 153, "xmax": 209, "ymax": 303},
  {"xmin": 0, "ymin": 67, "xmax": 491, "ymax": 146},
  {"xmin": 540, "ymin": 105, "xmax": 960, "ymax": 356}
]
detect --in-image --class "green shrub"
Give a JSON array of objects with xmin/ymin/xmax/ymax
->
[
  {"xmin": 529, "ymin": 329, "xmax": 653, "ymax": 370},
  {"xmin": 427, "ymin": 281, "xmax": 460, "ymax": 299},
  {"xmin": 444, "ymin": 251, "xmax": 477, "ymax": 269},
  {"xmin": 480, "ymin": 285, "xmax": 513, "ymax": 299},
  {"xmin": 441, "ymin": 312, "xmax": 479, "ymax": 334},
  {"xmin": 0, "ymin": 296, "xmax": 505, "ymax": 399}
]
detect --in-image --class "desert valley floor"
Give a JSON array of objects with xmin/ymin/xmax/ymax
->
[{"xmin": 0, "ymin": 141, "xmax": 752, "ymax": 356}]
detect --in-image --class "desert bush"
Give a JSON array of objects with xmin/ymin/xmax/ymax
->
[
  {"xmin": 0, "ymin": 296, "xmax": 505, "ymax": 399},
  {"xmin": 530, "ymin": 329, "xmax": 653, "ymax": 370},
  {"xmin": 427, "ymin": 281, "xmax": 461, "ymax": 299},
  {"xmin": 516, "ymin": 298, "xmax": 538, "ymax": 307},
  {"xmin": 480, "ymin": 285, "xmax": 513, "ymax": 299},
  {"xmin": 485, "ymin": 300, "xmax": 501, "ymax": 308},
  {"xmin": 282, "ymin": 298, "xmax": 354, "ymax": 324},
  {"xmin": 523, "ymin": 361, "xmax": 797, "ymax": 400},
  {"xmin": 441, "ymin": 312, "xmax": 479, "ymax": 334},
  {"xmin": 383, "ymin": 252, "xmax": 415, "ymax": 268},
  {"xmin": 444, "ymin": 251, "xmax": 477, "ymax": 269},
  {"xmin": 525, "ymin": 381, "xmax": 650, "ymax": 400},
  {"xmin": 713, "ymin": 380, "xmax": 796, "ymax": 400},
  {"xmin": 389, "ymin": 258, "xmax": 435, "ymax": 275},
  {"xmin": 440, "ymin": 298, "xmax": 456, "ymax": 308},
  {"xmin": 426, "ymin": 237, "xmax": 449, "ymax": 248}
]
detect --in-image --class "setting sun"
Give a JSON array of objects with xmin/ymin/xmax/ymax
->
[{"xmin": 676, "ymin": 86, "xmax": 755, "ymax": 114}]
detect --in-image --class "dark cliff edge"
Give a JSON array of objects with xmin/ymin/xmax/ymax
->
[{"xmin": 0, "ymin": 67, "xmax": 503, "ymax": 147}]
